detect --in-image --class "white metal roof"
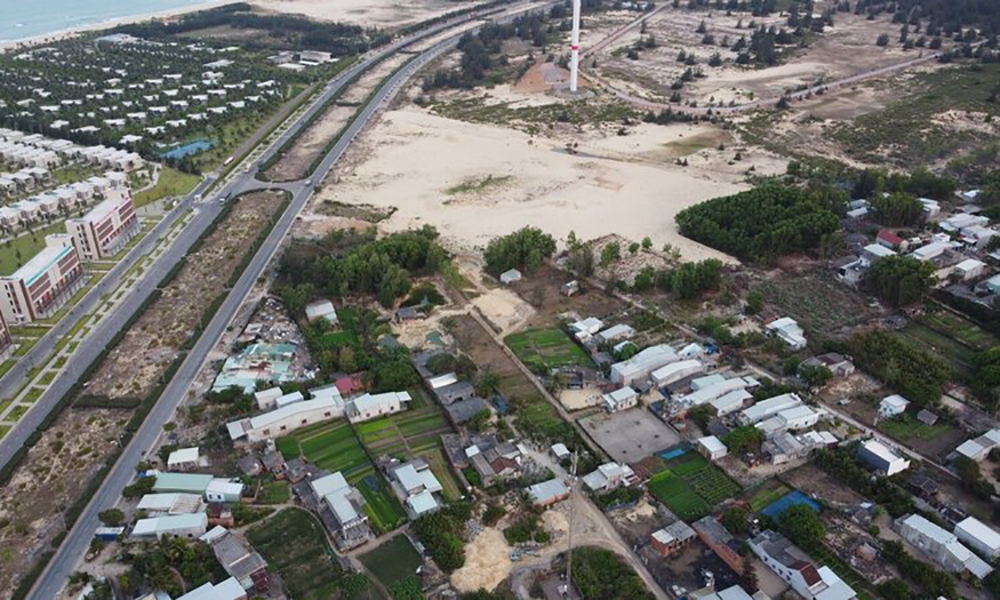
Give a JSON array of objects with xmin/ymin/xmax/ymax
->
[
  {"xmin": 167, "ymin": 447, "xmax": 199, "ymax": 466},
  {"xmin": 698, "ymin": 436, "xmax": 727, "ymax": 454},
  {"xmin": 955, "ymin": 517, "xmax": 1000, "ymax": 553},
  {"xmin": 133, "ymin": 513, "xmax": 207, "ymax": 536},
  {"xmin": 247, "ymin": 396, "xmax": 340, "ymax": 430}
]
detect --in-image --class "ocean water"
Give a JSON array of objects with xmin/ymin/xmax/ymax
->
[{"xmin": 0, "ymin": 0, "xmax": 210, "ymax": 44}]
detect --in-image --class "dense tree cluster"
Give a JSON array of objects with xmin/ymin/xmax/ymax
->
[
  {"xmin": 971, "ymin": 347, "xmax": 1000, "ymax": 409},
  {"xmin": 279, "ymin": 226, "xmax": 446, "ymax": 308},
  {"xmin": 675, "ymin": 184, "xmax": 840, "ymax": 263},
  {"xmin": 855, "ymin": 0, "xmax": 1000, "ymax": 38},
  {"xmin": 570, "ymin": 547, "xmax": 656, "ymax": 600},
  {"xmin": 412, "ymin": 503, "xmax": 472, "ymax": 572},
  {"xmin": 813, "ymin": 445, "xmax": 914, "ymax": 516},
  {"xmin": 658, "ymin": 259, "xmax": 723, "ymax": 299},
  {"xmin": 120, "ymin": 538, "xmax": 226, "ymax": 598},
  {"xmin": 871, "ymin": 191, "xmax": 924, "ymax": 226},
  {"xmin": 779, "ymin": 504, "xmax": 826, "ymax": 548},
  {"xmin": 850, "ymin": 330, "xmax": 951, "ymax": 407},
  {"xmin": 723, "ymin": 425, "xmax": 765, "ymax": 454},
  {"xmin": 866, "ymin": 255, "xmax": 936, "ymax": 307},
  {"xmin": 424, "ymin": 14, "xmax": 550, "ymax": 89},
  {"xmin": 483, "ymin": 226, "xmax": 556, "ymax": 276},
  {"xmin": 881, "ymin": 539, "xmax": 957, "ymax": 598},
  {"xmin": 116, "ymin": 3, "xmax": 377, "ymax": 54},
  {"xmin": 853, "ymin": 167, "xmax": 956, "ymax": 200},
  {"xmin": 954, "ymin": 455, "xmax": 996, "ymax": 500}
]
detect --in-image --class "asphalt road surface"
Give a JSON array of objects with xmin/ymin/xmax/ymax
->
[{"xmin": 25, "ymin": 5, "xmax": 551, "ymax": 598}]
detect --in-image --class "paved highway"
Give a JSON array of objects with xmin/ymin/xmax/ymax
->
[{"xmin": 26, "ymin": 5, "xmax": 551, "ymax": 598}]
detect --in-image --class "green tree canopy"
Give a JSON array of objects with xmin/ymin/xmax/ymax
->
[{"xmin": 483, "ymin": 226, "xmax": 556, "ymax": 276}]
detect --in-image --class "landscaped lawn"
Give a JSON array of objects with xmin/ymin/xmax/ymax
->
[
  {"xmin": 0, "ymin": 222, "xmax": 68, "ymax": 276},
  {"xmin": 359, "ymin": 534, "xmax": 423, "ymax": 588},
  {"xmin": 134, "ymin": 166, "xmax": 200, "ymax": 207},
  {"xmin": 505, "ymin": 328, "xmax": 594, "ymax": 372},
  {"xmin": 247, "ymin": 508, "xmax": 344, "ymax": 600}
]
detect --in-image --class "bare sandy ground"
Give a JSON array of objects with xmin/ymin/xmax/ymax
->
[
  {"xmin": 559, "ymin": 388, "xmax": 601, "ymax": 411},
  {"xmin": 451, "ymin": 527, "xmax": 513, "ymax": 592},
  {"xmin": 251, "ymin": 0, "xmax": 486, "ymax": 28},
  {"xmin": 317, "ymin": 107, "xmax": 779, "ymax": 260}
]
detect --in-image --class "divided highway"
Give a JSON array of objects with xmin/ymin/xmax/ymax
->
[{"xmin": 26, "ymin": 4, "xmax": 552, "ymax": 598}]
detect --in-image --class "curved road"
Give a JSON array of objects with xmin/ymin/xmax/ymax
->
[{"xmin": 26, "ymin": 4, "xmax": 552, "ymax": 599}]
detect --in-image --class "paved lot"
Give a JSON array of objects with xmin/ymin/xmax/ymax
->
[{"xmin": 579, "ymin": 409, "xmax": 681, "ymax": 464}]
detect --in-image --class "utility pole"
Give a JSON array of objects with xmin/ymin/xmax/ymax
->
[{"xmin": 562, "ymin": 450, "xmax": 578, "ymax": 597}]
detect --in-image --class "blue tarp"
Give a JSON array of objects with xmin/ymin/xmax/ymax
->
[
  {"xmin": 760, "ymin": 489, "xmax": 821, "ymax": 519},
  {"xmin": 658, "ymin": 446, "xmax": 689, "ymax": 461},
  {"xmin": 160, "ymin": 139, "xmax": 214, "ymax": 159}
]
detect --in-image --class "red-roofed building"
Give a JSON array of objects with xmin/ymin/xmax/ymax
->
[
  {"xmin": 335, "ymin": 373, "xmax": 364, "ymax": 397},
  {"xmin": 876, "ymin": 229, "xmax": 905, "ymax": 251}
]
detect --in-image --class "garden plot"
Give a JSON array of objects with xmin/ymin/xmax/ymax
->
[
  {"xmin": 248, "ymin": 508, "xmax": 351, "ymax": 600},
  {"xmin": 579, "ymin": 409, "xmax": 681, "ymax": 464},
  {"xmin": 358, "ymin": 534, "xmax": 424, "ymax": 590},
  {"xmin": 505, "ymin": 328, "xmax": 593, "ymax": 373},
  {"xmin": 756, "ymin": 267, "xmax": 881, "ymax": 340},
  {"xmin": 277, "ymin": 419, "xmax": 407, "ymax": 533},
  {"xmin": 647, "ymin": 453, "xmax": 741, "ymax": 521}
]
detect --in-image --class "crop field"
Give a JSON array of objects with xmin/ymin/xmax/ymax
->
[
  {"xmin": 276, "ymin": 420, "xmax": 406, "ymax": 533},
  {"xmin": 248, "ymin": 508, "xmax": 347, "ymax": 600},
  {"xmin": 745, "ymin": 481, "xmax": 792, "ymax": 512},
  {"xmin": 358, "ymin": 534, "xmax": 423, "ymax": 589},
  {"xmin": 648, "ymin": 454, "xmax": 740, "ymax": 520},
  {"xmin": 897, "ymin": 323, "xmax": 974, "ymax": 379},
  {"xmin": 355, "ymin": 390, "xmax": 462, "ymax": 501},
  {"xmin": 505, "ymin": 328, "xmax": 594, "ymax": 372}
]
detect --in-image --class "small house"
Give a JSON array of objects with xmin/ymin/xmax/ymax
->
[
  {"xmin": 878, "ymin": 395, "xmax": 909, "ymax": 418},
  {"xmin": 304, "ymin": 299, "xmax": 338, "ymax": 325},
  {"xmin": 650, "ymin": 521, "xmax": 696, "ymax": 557},
  {"xmin": 527, "ymin": 478, "xmax": 570, "ymax": 506},
  {"xmin": 696, "ymin": 435, "xmax": 728, "ymax": 461},
  {"xmin": 499, "ymin": 268, "xmax": 522, "ymax": 285}
]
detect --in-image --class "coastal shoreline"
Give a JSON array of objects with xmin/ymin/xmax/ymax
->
[{"xmin": 0, "ymin": 0, "xmax": 229, "ymax": 53}]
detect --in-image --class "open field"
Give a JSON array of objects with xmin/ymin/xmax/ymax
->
[
  {"xmin": 648, "ymin": 452, "xmax": 740, "ymax": 520},
  {"xmin": 505, "ymin": 328, "xmax": 593, "ymax": 372},
  {"xmin": 358, "ymin": 534, "xmax": 423, "ymax": 589},
  {"xmin": 896, "ymin": 322, "xmax": 975, "ymax": 379},
  {"xmin": 919, "ymin": 302, "xmax": 1000, "ymax": 351},
  {"xmin": 86, "ymin": 190, "xmax": 285, "ymax": 403},
  {"xmin": 248, "ymin": 508, "xmax": 348, "ymax": 600},
  {"xmin": 879, "ymin": 414, "xmax": 955, "ymax": 444},
  {"xmin": 277, "ymin": 419, "xmax": 407, "ymax": 533},
  {"xmin": 757, "ymin": 268, "xmax": 882, "ymax": 340},
  {"xmin": 312, "ymin": 106, "xmax": 777, "ymax": 261}
]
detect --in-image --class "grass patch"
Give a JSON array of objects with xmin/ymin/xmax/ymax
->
[
  {"xmin": 897, "ymin": 323, "xmax": 975, "ymax": 379},
  {"xmin": 22, "ymin": 387, "xmax": 43, "ymax": 404},
  {"xmin": 746, "ymin": 482, "xmax": 792, "ymax": 512},
  {"xmin": 445, "ymin": 174, "xmax": 512, "ymax": 195},
  {"xmin": 8, "ymin": 405, "xmax": 28, "ymax": 421},
  {"xmin": 134, "ymin": 166, "xmax": 200, "ymax": 208},
  {"xmin": 879, "ymin": 414, "xmax": 954, "ymax": 443},
  {"xmin": 257, "ymin": 479, "xmax": 290, "ymax": 505},
  {"xmin": 358, "ymin": 535, "xmax": 423, "ymax": 588},
  {"xmin": 505, "ymin": 328, "xmax": 593, "ymax": 372},
  {"xmin": 38, "ymin": 372, "xmax": 55, "ymax": 385},
  {"xmin": 0, "ymin": 425, "xmax": 8, "ymax": 439}
]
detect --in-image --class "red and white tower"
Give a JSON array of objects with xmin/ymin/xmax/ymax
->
[{"xmin": 570, "ymin": 0, "xmax": 581, "ymax": 93}]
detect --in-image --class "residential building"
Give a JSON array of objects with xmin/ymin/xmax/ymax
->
[
  {"xmin": 528, "ymin": 478, "xmax": 570, "ymax": 506},
  {"xmin": 710, "ymin": 389, "xmax": 752, "ymax": 417},
  {"xmin": 253, "ymin": 387, "xmax": 283, "ymax": 411},
  {"xmin": 551, "ymin": 443, "xmax": 571, "ymax": 461},
  {"xmin": 696, "ymin": 436, "xmax": 727, "ymax": 460},
  {"xmin": 210, "ymin": 530, "xmax": 269, "ymax": 592},
  {"xmin": 206, "ymin": 479, "xmax": 245, "ymax": 503},
  {"xmin": 132, "ymin": 513, "xmax": 209, "ymax": 540},
  {"xmin": 673, "ymin": 377, "xmax": 754, "ymax": 416},
  {"xmin": 227, "ymin": 395, "xmax": 344, "ymax": 442},
  {"xmin": 391, "ymin": 459, "xmax": 443, "ymax": 517},
  {"xmin": 953, "ymin": 258, "xmax": 987, "ymax": 281},
  {"xmin": 765, "ymin": 318, "xmax": 807, "ymax": 350},
  {"xmin": 857, "ymin": 439, "xmax": 910, "ymax": 476},
  {"xmin": 912, "ymin": 240, "xmax": 951, "ymax": 261},
  {"xmin": 443, "ymin": 396, "xmax": 490, "ymax": 425},
  {"xmin": 468, "ymin": 440, "xmax": 522, "ymax": 486},
  {"xmin": 650, "ymin": 520, "xmax": 696, "ymax": 557},
  {"xmin": 750, "ymin": 530, "xmax": 857, "ymax": 600},
  {"xmin": 433, "ymin": 379, "xmax": 475, "ymax": 405},
  {"xmin": 610, "ymin": 344, "xmax": 678, "ymax": 386},
  {"xmin": 692, "ymin": 516, "xmax": 743, "ymax": 573},
  {"xmin": 689, "ymin": 585, "xmax": 756, "ymax": 600},
  {"xmin": 596, "ymin": 324, "xmax": 635, "ymax": 344},
  {"xmin": 954, "ymin": 517, "xmax": 1000, "ymax": 561},
  {"xmin": 309, "ymin": 471, "xmax": 372, "ymax": 550},
  {"xmin": 0, "ymin": 311, "xmax": 13, "ymax": 362},
  {"xmin": 798, "ymin": 353, "xmax": 854, "ymax": 378},
  {"xmin": 876, "ymin": 229, "xmax": 905, "ymax": 251},
  {"xmin": 65, "ymin": 188, "xmax": 139, "ymax": 260},
  {"xmin": 650, "ymin": 359, "xmax": 704, "ymax": 387},
  {"xmin": 739, "ymin": 393, "xmax": 803, "ymax": 426},
  {"xmin": 878, "ymin": 395, "xmax": 909, "ymax": 418},
  {"xmin": 603, "ymin": 386, "xmax": 638, "ymax": 412},
  {"xmin": 348, "ymin": 391, "xmax": 410, "ymax": 423},
  {"xmin": 304, "ymin": 299, "xmax": 337, "ymax": 324},
  {"xmin": 177, "ymin": 578, "xmax": 247, "ymax": 600},
  {"xmin": 167, "ymin": 447, "xmax": 201, "ymax": 471},
  {"xmin": 570, "ymin": 317, "xmax": 604, "ymax": 338},
  {"xmin": 582, "ymin": 462, "xmax": 636, "ymax": 492},
  {"xmin": 896, "ymin": 514, "xmax": 993, "ymax": 579},
  {"xmin": 0, "ymin": 234, "xmax": 84, "ymax": 324},
  {"xmin": 756, "ymin": 405, "xmax": 824, "ymax": 437},
  {"xmin": 955, "ymin": 429, "xmax": 1000, "ymax": 461},
  {"xmin": 763, "ymin": 432, "xmax": 809, "ymax": 465},
  {"xmin": 862, "ymin": 243, "xmax": 896, "ymax": 264}
]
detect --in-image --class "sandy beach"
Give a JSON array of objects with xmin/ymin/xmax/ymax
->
[
  {"xmin": 0, "ymin": 1, "xmax": 227, "ymax": 52},
  {"xmin": 313, "ymin": 106, "xmax": 783, "ymax": 260},
  {"xmin": 251, "ymin": 0, "xmax": 490, "ymax": 28}
]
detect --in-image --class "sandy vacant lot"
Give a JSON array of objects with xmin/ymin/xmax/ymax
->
[
  {"xmin": 316, "ymin": 107, "xmax": 777, "ymax": 259},
  {"xmin": 252, "ymin": 0, "xmax": 486, "ymax": 28}
]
